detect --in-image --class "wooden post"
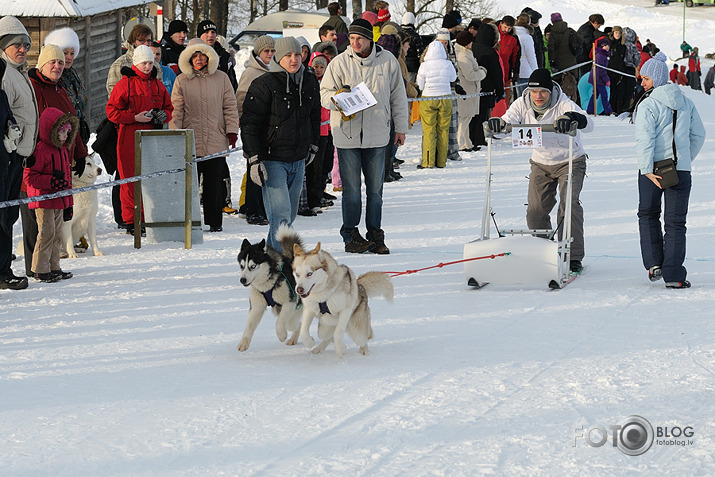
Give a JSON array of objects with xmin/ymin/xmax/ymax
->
[
  {"xmin": 184, "ymin": 130, "xmax": 194, "ymax": 249},
  {"xmin": 134, "ymin": 130, "xmax": 142, "ymax": 249}
]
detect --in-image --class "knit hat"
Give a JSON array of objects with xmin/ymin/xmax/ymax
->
[
  {"xmin": 402, "ymin": 12, "xmax": 416, "ymax": 26},
  {"xmin": 274, "ymin": 36, "xmax": 301, "ymax": 62},
  {"xmin": 36, "ymin": 44, "xmax": 65, "ymax": 69},
  {"xmin": 381, "ymin": 24, "xmax": 398, "ymax": 36},
  {"xmin": 377, "ymin": 9, "xmax": 391, "ymax": 23},
  {"xmin": 44, "ymin": 27, "xmax": 80, "ymax": 57},
  {"xmin": 0, "ymin": 15, "xmax": 31, "ymax": 51},
  {"xmin": 597, "ymin": 37, "xmax": 609, "ymax": 48},
  {"xmin": 197, "ymin": 20, "xmax": 217, "ymax": 37},
  {"xmin": 309, "ymin": 52, "xmax": 328, "ymax": 68},
  {"xmin": 550, "ymin": 12, "xmax": 563, "ymax": 23},
  {"xmin": 442, "ymin": 13, "xmax": 459, "ymax": 29},
  {"xmin": 527, "ymin": 68, "xmax": 554, "ymax": 92},
  {"xmin": 449, "ymin": 10, "xmax": 463, "ymax": 24},
  {"xmin": 132, "ymin": 44, "xmax": 155, "ymax": 66},
  {"xmin": 361, "ymin": 11, "xmax": 378, "ymax": 26},
  {"xmin": 253, "ymin": 35, "xmax": 275, "ymax": 55},
  {"xmin": 455, "ymin": 31, "xmax": 473, "ymax": 47},
  {"xmin": 640, "ymin": 52, "xmax": 669, "ymax": 88},
  {"xmin": 167, "ymin": 20, "xmax": 188, "ymax": 36},
  {"xmin": 435, "ymin": 29, "xmax": 451, "ymax": 42},
  {"xmin": 350, "ymin": 19, "xmax": 374, "ymax": 40}
]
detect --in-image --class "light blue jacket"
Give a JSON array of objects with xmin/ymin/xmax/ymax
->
[{"xmin": 634, "ymin": 83, "xmax": 705, "ymax": 174}]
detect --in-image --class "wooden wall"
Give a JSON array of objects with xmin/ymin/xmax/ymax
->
[{"xmin": 19, "ymin": 12, "xmax": 123, "ymax": 131}]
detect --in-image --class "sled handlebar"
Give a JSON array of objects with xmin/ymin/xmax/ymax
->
[{"xmin": 483, "ymin": 122, "xmax": 578, "ymax": 138}]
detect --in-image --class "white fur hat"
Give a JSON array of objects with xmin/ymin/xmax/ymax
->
[
  {"xmin": 402, "ymin": 12, "xmax": 416, "ymax": 25},
  {"xmin": 132, "ymin": 44, "xmax": 154, "ymax": 66},
  {"xmin": 44, "ymin": 27, "xmax": 80, "ymax": 57}
]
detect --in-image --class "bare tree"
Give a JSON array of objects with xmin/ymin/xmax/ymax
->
[{"xmin": 352, "ymin": 0, "xmax": 362, "ymax": 19}]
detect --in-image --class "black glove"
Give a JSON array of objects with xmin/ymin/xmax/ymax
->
[
  {"xmin": 63, "ymin": 206, "xmax": 73, "ymax": 222},
  {"xmin": 454, "ymin": 84, "xmax": 467, "ymax": 96},
  {"xmin": 306, "ymin": 144, "xmax": 319, "ymax": 166},
  {"xmin": 488, "ymin": 117, "xmax": 506, "ymax": 134},
  {"xmin": 558, "ymin": 111, "xmax": 588, "ymax": 130},
  {"xmin": 51, "ymin": 170, "xmax": 69, "ymax": 190},
  {"xmin": 151, "ymin": 108, "xmax": 168, "ymax": 124}
]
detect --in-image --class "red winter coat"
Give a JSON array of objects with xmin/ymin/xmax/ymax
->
[
  {"xmin": 24, "ymin": 107, "xmax": 76, "ymax": 210},
  {"xmin": 106, "ymin": 66, "xmax": 173, "ymax": 178},
  {"xmin": 497, "ymin": 23, "xmax": 519, "ymax": 83},
  {"xmin": 28, "ymin": 68, "xmax": 88, "ymax": 162},
  {"xmin": 688, "ymin": 55, "xmax": 700, "ymax": 74}
]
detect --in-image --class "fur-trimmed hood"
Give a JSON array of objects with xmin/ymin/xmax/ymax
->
[
  {"xmin": 39, "ymin": 107, "xmax": 79, "ymax": 150},
  {"xmin": 177, "ymin": 40, "xmax": 219, "ymax": 77}
]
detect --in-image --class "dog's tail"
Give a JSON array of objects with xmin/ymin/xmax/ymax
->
[
  {"xmin": 357, "ymin": 272, "xmax": 394, "ymax": 302},
  {"xmin": 276, "ymin": 223, "xmax": 304, "ymax": 262}
]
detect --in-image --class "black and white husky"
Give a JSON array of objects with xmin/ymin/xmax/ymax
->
[{"xmin": 236, "ymin": 225, "xmax": 304, "ymax": 351}]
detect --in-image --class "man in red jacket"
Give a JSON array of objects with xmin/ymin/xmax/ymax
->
[{"xmin": 496, "ymin": 16, "xmax": 519, "ymax": 103}]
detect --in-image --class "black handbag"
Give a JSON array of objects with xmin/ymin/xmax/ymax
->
[
  {"xmin": 653, "ymin": 110, "xmax": 679, "ymax": 189},
  {"xmin": 92, "ymin": 116, "xmax": 118, "ymax": 175}
]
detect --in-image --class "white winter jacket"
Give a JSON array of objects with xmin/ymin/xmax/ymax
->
[
  {"xmin": 500, "ymin": 83, "xmax": 594, "ymax": 165},
  {"xmin": 514, "ymin": 26, "xmax": 538, "ymax": 79},
  {"xmin": 1, "ymin": 52, "xmax": 38, "ymax": 157},
  {"xmin": 320, "ymin": 44, "xmax": 408, "ymax": 149},
  {"xmin": 416, "ymin": 41, "xmax": 457, "ymax": 97}
]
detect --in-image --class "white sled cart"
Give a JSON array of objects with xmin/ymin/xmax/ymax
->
[{"xmin": 463, "ymin": 122, "xmax": 578, "ymax": 289}]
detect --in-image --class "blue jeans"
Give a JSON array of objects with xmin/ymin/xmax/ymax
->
[
  {"xmin": 337, "ymin": 147, "xmax": 386, "ymax": 243},
  {"xmin": 261, "ymin": 160, "xmax": 305, "ymax": 251},
  {"xmin": 637, "ymin": 171, "xmax": 691, "ymax": 282}
]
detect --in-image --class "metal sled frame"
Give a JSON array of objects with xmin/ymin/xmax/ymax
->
[{"xmin": 463, "ymin": 123, "xmax": 577, "ymax": 288}]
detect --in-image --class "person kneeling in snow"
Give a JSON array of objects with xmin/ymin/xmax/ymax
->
[{"xmin": 486, "ymin": 68, "xmax": 594, "ymax": 273}]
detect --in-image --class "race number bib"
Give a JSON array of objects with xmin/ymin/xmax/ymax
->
[{"xmin": 512, "ymin": 126, "xmax": 543, "ymax": 148}]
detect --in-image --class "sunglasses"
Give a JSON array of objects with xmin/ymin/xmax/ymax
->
[{"xmin": 11, "ymin": 42, "xmax": 31, "ymax": 51}]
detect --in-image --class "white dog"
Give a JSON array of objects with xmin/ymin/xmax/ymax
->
[
  {"xmin": 292, "ymin": 241, "xmax": 394, "ymax": 358},
  {"xmin": 62, "ymin": 154, "xmax": 104, "ymax": 258}
]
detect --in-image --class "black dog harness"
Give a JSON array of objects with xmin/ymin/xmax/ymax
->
[{"xmin": 319, "ymin": 302, "xmax": 331, "ymax": 314}]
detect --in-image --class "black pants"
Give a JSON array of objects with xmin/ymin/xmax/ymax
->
[
  {"xmin": 0, "ymin": 155, "xmax": 23, "ymax": 277},
  {"xmin": 112, "ymin": 171, "xmax": 123, "ymax": 225},
  {"xmin": 197, "ymin": 156, "xmax": 226, "ymax": 228},
  {"xmin": 321, "ymin": 132, "xmax": 334, "ymax": 183},
  {"xmin": 471, "ymin": 103, "xmax": 491, "ymax": 147},
  {"xmin": 245, "ymin": 160, "xmax": 265, "ymax": 216},
  {"xmin": 306, "ymin": 138, "xmax": 327, "ymax": 209}
]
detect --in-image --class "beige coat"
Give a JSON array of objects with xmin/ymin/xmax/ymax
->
[
  {"xmin": 1, "ymin": 52, "xmax": 39, "ymax": 157},
  {"xmin": 169, "ymin": 41, "xmax": 239, "ymax": 157},
  {"xmin": 236, "ymin": 52, "xmax": 270, "ymax": 118},
  {"xmin": 106, "ymin": 43, "xmax": 163, "ymax": 94},
  {"xmin": 320, "ymin": 44, "xmax": 408, "ymax": 149},
  {"xmin": 455, "ymin": 43, "xmax": 487, "ymax": 118}
]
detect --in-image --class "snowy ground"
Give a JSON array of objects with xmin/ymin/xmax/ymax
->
[{"xmin": 3, "ymin": 2, "xmax": 715, "ymax": 476}]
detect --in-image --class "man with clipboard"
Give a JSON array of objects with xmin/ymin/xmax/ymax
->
[{"xmin": 320, "ymin": 18, "xmax": 408, "ymax": 255}]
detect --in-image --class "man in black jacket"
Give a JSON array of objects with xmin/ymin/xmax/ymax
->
[
  {"xmin": 240, "ymin": 37, "xmax": 320, "ymax": 250},
  {"xmin": 577, "ymin": 14, "xmax": 604, "ymax": 79},
  {"xmin": 400, "ymin": 12, "xmax": 424, "ymax": 82},
  {"xmin": 197, "ymin": 20, "xmax": 238, "ymax": 92},
  {"xmin": 161, "ymin": 20, "xmax": 187, "ymax": 74}
]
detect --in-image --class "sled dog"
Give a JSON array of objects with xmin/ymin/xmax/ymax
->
[
  {"xmin": 62, "ymin": 154, "xmax": 104, "ymax": 258},
  {"xmin": 292, "ymin": 241, "xmax": 394, "ymax": 358},
  {"xmin": 236, "ymin": 225, "xmax": 304, "ymax": 351}
]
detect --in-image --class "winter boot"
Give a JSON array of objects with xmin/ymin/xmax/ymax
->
[
  {"xmin": 648, "ymin": 266, "xmax": 662, "ymax": 282},
  {"xmin": 345, "ymin": 229, "xmax": 376, "ymax": 254},
  {"xmin": 368, "ymin": 229, "xmax": 390, "ymax": 255}
]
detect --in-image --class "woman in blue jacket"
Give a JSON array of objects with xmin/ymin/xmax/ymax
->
[{"xmin": 634, "ymin": 54, "xmax": 706, "ymax": 288}]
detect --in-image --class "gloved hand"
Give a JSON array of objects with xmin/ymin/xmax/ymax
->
[
  {"xmin": 51, "ymin": 169, "xmax": 69, "ymax": 190},
  {"xmin": 336, "ymin": 85, "xmax": 351, "ymax": 94},
  {"xmin": 306, "ymin": 144, "xmax": 319, "ymax": 166},
  {"xmin": 227, "ymin": 133, "xmax": 238, "ymax": 148},
  {"xmin": 554, "ymin": 115, "xmax": 575, "ymax": 134},
  {"xmin": 554, "ymin": 111, "xmax": 587, "ymax": 133},
  {"xmin": 4, "ymin": 121, "xmax": 21, "ymax": 153},
  {"xmin": 605, "ymin": 81, "xmax": 611, "ymax": 87},
  {"xmin": 63, "ymin": 206, "xmax": 73, "ymax": 222},
  {"xmin": 488, "ymin": 117, "xmax": 506, "ymax": 134},
  {"xmin": 151, "ymin": 108, "xmax": 168, "ymax": 124},
  {"xmin": 454, "ymin": 84, "xmax": 467, "ymax": 96},
  {"xmin": 247, "ymin": 155, "xmax": 267, "ymax": 187}
]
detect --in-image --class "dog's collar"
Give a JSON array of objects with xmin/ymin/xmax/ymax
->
[
  {"xmin": 262, "ymin": 290, "xmax": 277, "ymax": 307},
  {"xmin": 319, "ymin": 301, "xmax": 330, "ymax": 314}
]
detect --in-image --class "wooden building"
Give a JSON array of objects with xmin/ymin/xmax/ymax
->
[{"xmin": 0, "ymin": 0, "xmax": 158, "ymax": 130}]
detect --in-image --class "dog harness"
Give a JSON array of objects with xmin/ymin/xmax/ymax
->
[
  {"xmin": 262, "ymin": 290, "xmax": 277, "ymax": 307},
  {"xmin": 319, "ymin": 302, "xmax": 331, "ymax": 314}
]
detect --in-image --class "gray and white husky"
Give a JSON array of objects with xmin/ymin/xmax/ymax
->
[
  {"xmin": 236, "ymin": 226, "xmax": 304, "ymax": 351},
  {"xmin": 292, "ymin": 240, "xmax": 394, "ymax": 358}
]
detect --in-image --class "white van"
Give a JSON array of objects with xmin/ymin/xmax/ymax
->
[{"xmin": 228, "ymin": 8, "xmax": 350, "ymax": 50}]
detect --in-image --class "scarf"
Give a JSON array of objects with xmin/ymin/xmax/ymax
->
[{"xmin": 58, "ymin": 67, "xmax": 88, "ymax": 121}]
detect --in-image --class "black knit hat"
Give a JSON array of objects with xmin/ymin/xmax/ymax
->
[
  {"xmin": 455, "ymin": 31, "xmax": 473, "ymax": 47},
  {"xmin": 349, "ymin": 18, "xmax": 373, "ymax": 40},
  {"xmin": 527, "ymin": 68, "xmax": 554, "ymax": 91},
  {"xmin": 197, "ymin": 20, "xmax": 217, "ymax": 37},
  {"xmin": 167, "ymin": 20, "xmax": 188, "ymax": 36},
  {"xmin": 442, "ymin": 13, "xmax": 459, "ymax": 29}
]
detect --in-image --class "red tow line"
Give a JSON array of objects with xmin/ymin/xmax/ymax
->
[{"xmin": 385, "ymin": 252, "xmax": 510, "ymax": 278}]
